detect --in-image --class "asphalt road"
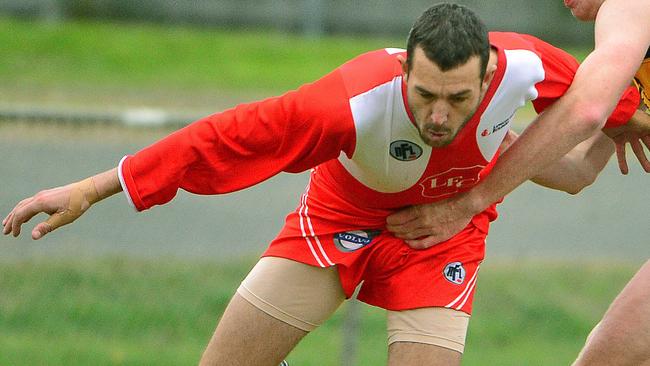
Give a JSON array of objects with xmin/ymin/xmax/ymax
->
[{"xmin": 1, "ymin": 123, "xmax": 648, "ymax": 262}]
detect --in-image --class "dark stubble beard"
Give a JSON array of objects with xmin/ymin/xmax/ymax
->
[{"xmin": 415, "ymin": 101, "xmax": 480, "ymax": 148}]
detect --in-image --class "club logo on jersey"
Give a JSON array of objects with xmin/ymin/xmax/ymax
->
[
  {"xmin": 419, "ymin": 166, "xmax": 484, "ymax": 199},
  {"xmin": 444, "ymin": 262, "xmax": 466, "ymax": 285},
  {"xmin": 333, "ymin": 230, "xmax": 381, "ymax": 252},
  {"xmin": 390, "ymin": 140, "xmax": 423, "ymax": 161},
  {"xmin": 481, "ymin": 113, "xmax": 514, "ymax": 137}
]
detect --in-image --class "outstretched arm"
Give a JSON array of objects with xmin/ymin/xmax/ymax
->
[
  {"xmin": 3, "ymin": 57, "xmax": 358, "ymax": 237},
  {"xmin": 482, "ymin": 129, "xmax": 614, "ymax": 194},
  {"xmin": 2, "ymin": 168, "xmax": 121, "ymax": 240}
]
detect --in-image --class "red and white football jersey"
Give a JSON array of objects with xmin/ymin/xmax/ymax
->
[{"xmin": 118, "ymin": 32, "xmax": 639, "ymax": 267}]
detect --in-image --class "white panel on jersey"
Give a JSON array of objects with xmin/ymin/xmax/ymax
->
[
  {"xmin": 385, "ymin": 47, "xmax": 405, "ymax": 55},
  {"xmin": 339, "ymin": 77, "xmax": 432, "ymax": 193},
  {"xmin": 476, "ymin": 49, "xmax": 545, "ymax": 161}
]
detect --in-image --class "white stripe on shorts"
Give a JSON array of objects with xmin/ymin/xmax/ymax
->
[{"xmin": 299, "ymin": 170, "xmax": 332, "ymax": 267}]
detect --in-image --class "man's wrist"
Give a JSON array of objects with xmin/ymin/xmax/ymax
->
[
  {"xmin": 455, "ymin": 188, "xmax": 488, "ymax": 217},
  {"xmin": 91, "ymin": 168, "xmax": 122, "ymax": 202}
]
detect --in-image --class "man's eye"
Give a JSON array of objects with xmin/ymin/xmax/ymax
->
[{"xmin": 450, "ymin": 96, "xmax": 468, "ymax": 103}]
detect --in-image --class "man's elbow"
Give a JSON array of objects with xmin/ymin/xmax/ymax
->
[
  {"xmin": 565, "ymin": 169, "xmax": 599, "ymax": 195},
  {"xmin": 571, "ymin": 102, "xmax": 611, "ymax": 132}
]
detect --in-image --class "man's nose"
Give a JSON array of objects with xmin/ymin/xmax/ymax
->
[{"xmin": 430, "ymin": 103, "xmax": 449, "ymax": 125}]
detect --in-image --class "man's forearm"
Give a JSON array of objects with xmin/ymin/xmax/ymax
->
[
  {"xmin": 463, "ymin": 94, "xmax": 604, "ymax": 213},
  {"xmin": 91, "ymin": 167, "xmax": 123, "ymax": 202},
  {"xmin": 530, "ymin": 131, "xmax": 613, "ymax": 194}
]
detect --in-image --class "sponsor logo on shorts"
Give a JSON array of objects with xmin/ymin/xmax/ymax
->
[
  {"xmin": 333, "ymin": 230, "xmax": 380, "ymax": 252},
  {"xmin": 443, "ymin": 262, "xmax": 466, "ymax": 285},
  {"xmin": 390, "ymin": 140, "xmax": 423, "ymax": 161}
]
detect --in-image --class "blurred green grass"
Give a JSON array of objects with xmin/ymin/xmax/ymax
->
[
  {"xmin": 1, "ymin": 17, "xmax": 589, "ymax": 95},
  {"xmin": 0, "ymin": 258, "xmax": 637, "ymax": 365},
  {"xmin": 1, "ymin": 17, "xmax": 399, "ymax": 94}
]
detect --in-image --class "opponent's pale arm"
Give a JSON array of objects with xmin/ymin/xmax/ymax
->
[
  {"xmin": 462, "ymin": 0, "xmax": 650, "ymax": 216},
  {"xmin": 386, "ymin": 1, "xmax": 650, "ymax": 248},
  {"xmin": 2, "ymin": 168, "xmax": 121, "ymax": 240},
  {"xmin": 530, "ymin": 131, "xmax": 614, "ymax": 194}
]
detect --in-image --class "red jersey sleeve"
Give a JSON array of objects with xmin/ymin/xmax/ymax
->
[
  {"xmin": 518, "ymin": 34, "xmax": 639, "ymax": 128},
  {"xmin": 120, "ymin": 69, "xmax": 356, "ymax": 211}
]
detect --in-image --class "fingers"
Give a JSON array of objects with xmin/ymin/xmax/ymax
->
[
  {"xmin": 32, "ymin": 222, "xmax": 54, "ymax": 240},
  {"xmin": 7, "ymin": 200, "xmax": 31, "ymax": 237},
  {"xmin": 2, "ymin": 212, "xmax": 13, "ymax": 235},
  {"xmin": 3, "ymin": 197, "xmax": 29, "ymax": 227},
  {"xmin": 4, "ymin": 196, "xmax": 44, "ymax": 238},
  {"xmin": 386, "ymin": 205, "xmax": 419, "ymax": 226},
  {"xmin": 615, "ymin": 141, "xmax": 629, "ymax": 175},
  {"xmin": 630, "ymin": 139, "xmax": 650, "ymax": 173},
  {"xmin": 405, "ymin": 236, "xmax": 440, "ymax": 250},
  {"xmin": 392, "ymin": 227, "xmax": 435, "ymax": 240},
  {"xmin": 642, "ymin": 135, "xmax": 650, "ymax": 150},
  {"xmin": 387, "ymin": 206, "xmax": 431, "ymax": 238},
  {"xmin": 405, "ymin": 230, "xmax": 456, "ymax": 249},
  {"xmin": 3, "ymin": 181, "xmax": 94, "ymax": 240}
]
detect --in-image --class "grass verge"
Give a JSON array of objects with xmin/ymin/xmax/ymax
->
[
  {"xmin": 2, "ymin": 17, "xmax": 399, "ymax": 94},
  {"xmin": 2, "ymin": 17, "xmax": 590, "ymax": 94},
  {"xmin": 0, "ymin": 257, "xmax": 638, "ymax": 365}
]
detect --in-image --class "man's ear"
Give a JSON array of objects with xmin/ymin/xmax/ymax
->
[
  {"xmin": 482, "ymin": 63, "xmax": 497, "ymax": 90},
  {"xmin": 397, "ymin": 54, "xmax": 409, "ymax": 80}
]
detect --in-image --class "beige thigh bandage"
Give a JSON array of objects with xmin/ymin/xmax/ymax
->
[
  {"xmin": 387, "ymin": 307, "xmax": 471, "ymax": 354},
  {"xmin": 237, "ymin": 257, "xmax": 345, "ymax": 332}
]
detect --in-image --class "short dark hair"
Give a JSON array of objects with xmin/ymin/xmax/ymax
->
[{"xmin": 406, "ymin": 3, "xmax": 490, "ymax": 79}]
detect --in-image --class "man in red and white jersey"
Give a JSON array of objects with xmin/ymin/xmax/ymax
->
[
  {"xmin": 2, "ymin": 3, "xmax": 647, "ymax": 365},
  {"xmin": 386, "ymin": 0, "xmax": 650, "ymax": 250}
]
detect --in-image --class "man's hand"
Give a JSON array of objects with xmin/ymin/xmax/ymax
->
[
  {"xmin": 386, "ymin": 194, "xmax": 475, "ymax": 249},
  {"xmin": 603, "ymin": 110, "xmax": 650, "ymax": 174},
  {"xmin": 610, "ymin": 133, "xmax": 650, "ymax": 174},
  {"xmin": 2, "ymin": 178, "xmax": 100, "ymax": 240},
  {"xmin": 387, "ymin": 131, "xmax": 519, "ymax": 250}
]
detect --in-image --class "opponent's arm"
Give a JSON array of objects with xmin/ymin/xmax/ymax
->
[
  {"xmin": 495, "ymin": 129, "xmax": 612, "ymax": 193},
  {"xmin": 530, "ymin": 109, "xmax": 650, "ymax": 192},
  {"xmin": 2, "ymin": 168, "xmax": 121, "ymax": 240},
  {"xmin": 387, "ymin": 0, "xmax": 650, "ymax": 249},
  {"xmin": 462, "ymin": 0, "xmax": 650, "ymax": 222},
  {"xmin": 528, "ymin": 131, "xmax": 614, "ymax": 194}
]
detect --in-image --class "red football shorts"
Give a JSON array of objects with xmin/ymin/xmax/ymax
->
[{"xmin": 263, "ymin": 221, "xmax": 486, "ymax": 315}]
